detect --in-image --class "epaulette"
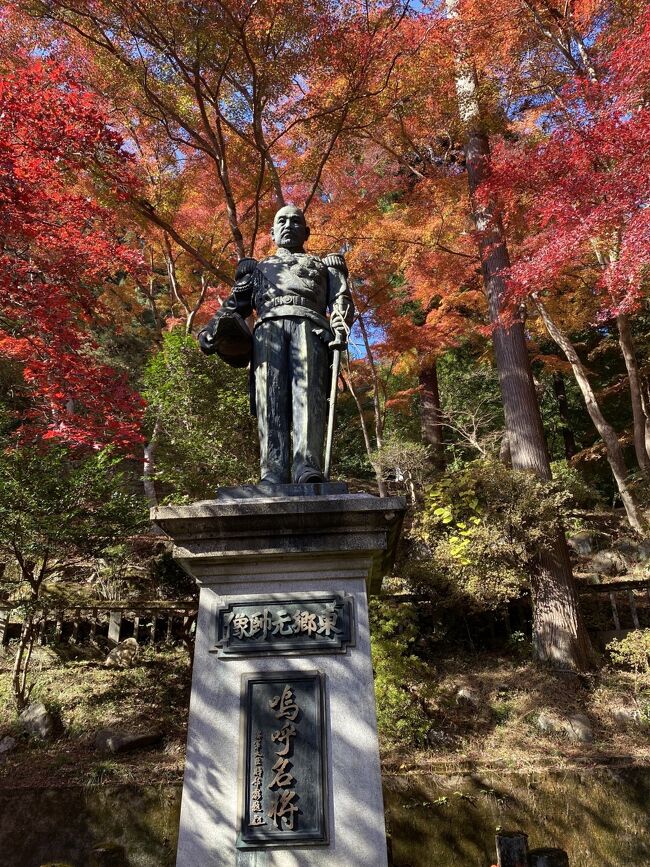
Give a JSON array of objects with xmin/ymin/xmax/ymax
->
[
  {"xmin": 323, "ymin": 253, "xmax": 348, "ymax": 278},
  {"xmin": 235, "ymin": 257, "xmax": 258, "ymax": 280}
]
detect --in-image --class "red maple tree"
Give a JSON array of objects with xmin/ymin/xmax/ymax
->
[
  {"xmin": 0, "ymin": 58, "xmax": 144, "ymax": 450},
  {"xmin": 486, "ymin": 4, "xmax": 650, "ymax": 317}
]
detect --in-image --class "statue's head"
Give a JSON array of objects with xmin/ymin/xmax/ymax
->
[{"xmin": 271, "ymin": 205, "xmax": 310, "ymax": 252}]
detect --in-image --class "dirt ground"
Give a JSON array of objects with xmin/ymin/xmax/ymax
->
[{"xmin": 1, "ymin": 641, "xmax": 649, "ymax": 790}]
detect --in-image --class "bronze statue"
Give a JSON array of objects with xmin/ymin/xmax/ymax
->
[{"xmin": 198, "ymin": 206, "xmax": 354, "ymax": 484}]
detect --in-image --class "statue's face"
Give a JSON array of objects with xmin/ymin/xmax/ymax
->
[{"xmin": 271, "ymin": 206, "xmax": 309, "ymax": 251}]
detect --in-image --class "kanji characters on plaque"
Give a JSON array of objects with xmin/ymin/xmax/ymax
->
[
  {"xmin": 229, "ymin": 603, "xmax": 341, "ymax": 641},
  {"xmin": 268, "ymin": 685, "xmax": 300, "ymax": 831},
  {"xmin": 248, "ymin": 730, "xmax": 267, "ymax": 827},
  {"xmin": 219, "ymin": 595, "xmax": 351, "ymax": 656},
  {"xmin": 239, "ymin": 672, "xmax": 327, "ymax": 848},
  {"xmin": 246, "ymin": 685, "xmax": 303, "ymax": 833}
]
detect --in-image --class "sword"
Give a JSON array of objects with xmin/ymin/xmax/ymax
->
[
  {"xmin": 323, "ymin": 300, "xmax": 351, "ymax": 480},
  {"xmin": 324, "ymin": 344, "xmax": 342, "ymax": 480}
]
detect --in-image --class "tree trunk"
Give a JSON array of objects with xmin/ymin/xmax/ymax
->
[
  {"xmin": 447, "ymin": 0, "xmax": 597, "ymax": 669},
  {"xmin": 616, "ymin": 313, "xmax": 650, "ymax": 477},
  {"xmin": 419, "ymin": 361, "xmax": 445, "ymax": 469},
  {"xmin": 642, "ymin": 375, "xmax": 650, "ymax": 462},
  {"xmin": 469, "ymin": 170, "xmax": 551, "ymax": 475},
  {"xmin": 499, "ymin": 432, "xmax": 512, "ymax": 466},
  {"xmin": 143, "ymin": 416, "xmax": 161, "ymax": 509},
  {"xmin": 449, "ymin": 20, "xmax": 551, "ymax": 476},
  {"xmin": 12, "ymin": 616, "xmax": 35, "ymax": 710},
  {"xmin": 357, "ymin": 314, "xmax": 385, "ymax": 454},
  {"xmin": 340, "ymin": 367, "xmax": 388, "ymax": 497},
  {"xmin": 552, "ymin": 373, "xmax": 577, "ymax": 460},
  {"xmin": 536, "ymin": 299, "xmax": 646, "ymax": 534},
  {"xmin": 354, "ymin": 314, "xmax": 389, "ymax": 497},
  {"xmin": 532, "ymin": 543, "xmax": 595, "ymax": 667}
]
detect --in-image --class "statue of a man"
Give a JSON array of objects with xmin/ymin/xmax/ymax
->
[{"xmin": 198, "ymin": 205, "xmax": 354, "ymax": 484}]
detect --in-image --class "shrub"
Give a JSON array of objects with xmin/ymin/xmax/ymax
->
[
  {"xmin": 550, "ymin": 460, "xmax": 603, "ymax": 510},
  {"xmin": 370, "ymin": 598, "xmax": 431, "ymax": 750},
  {"xmin": 143, "ymin": 330, "xmax": 257, "ymax": 499},
  {"xmin": 607, "ymin": 629, "xmax": 650, "ymax": 688},
  {"xmin": 405, "ymin": 459, "xmax": 577, "ymax": 611}
]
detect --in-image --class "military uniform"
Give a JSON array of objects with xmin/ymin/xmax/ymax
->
[{"xmin": 199, "ymin": 248, "xmax": 354, "ymax": 484}]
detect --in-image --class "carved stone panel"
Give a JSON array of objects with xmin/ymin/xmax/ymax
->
[
  {"xmin": 237, "ymin": 671, "xmax": 328, "ymax": 849},
  {"xmin": 214, "ymin": 593, "xmax": 354, "ymax": 657}
]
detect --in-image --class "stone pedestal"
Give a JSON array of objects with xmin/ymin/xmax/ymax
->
[{"xmin": 153, "ymin": 487, "xmax": 404, "ymax": 867}]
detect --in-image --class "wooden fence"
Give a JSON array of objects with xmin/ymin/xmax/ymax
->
[
  {"xmin": 1, "ymin": 579, "xmax": 647, "ymax": 651},
  {"xmin": 0, "ymin": 602, "xmax": 198, "ymax": 648},
  {"xmin": 380, "ymin": 580, "xmax": 650, "ymax": 645},
  {"xmin": 579, "ymin": 578, "xmax": 650, "ymax": 640}
]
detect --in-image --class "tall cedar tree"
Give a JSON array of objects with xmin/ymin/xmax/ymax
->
[{"xmin": 445, "ymin": 0, "xmax": 597, "ymax": 669}]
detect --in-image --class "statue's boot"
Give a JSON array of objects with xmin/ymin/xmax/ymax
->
[{"xmin": 295, "ymin": 469, "xmax": 325, "ymax": 484}]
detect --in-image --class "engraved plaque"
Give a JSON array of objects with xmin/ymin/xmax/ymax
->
[
  {"xmin": 237, "ymin": 671, "xmax": 328, "ymax": 849},
  {"xmin": 215, "ymin": 593, "xmax": 354, "ymax": 657}
]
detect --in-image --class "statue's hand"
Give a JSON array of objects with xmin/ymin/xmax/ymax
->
[
  {"xmin": 198, "ymin": 325, "xmax": 217, "ymax": 355},
  {"xmin": 329, "ymin": 308, "xmax": 350, "ymax": 350}
]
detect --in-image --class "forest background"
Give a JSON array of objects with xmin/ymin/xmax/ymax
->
[{"xmin": 1, "ymin": 0, "xmax": 650, "ymax": 772}]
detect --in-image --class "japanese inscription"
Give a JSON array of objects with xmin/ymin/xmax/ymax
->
[
  {"xmin": 249, "ymin": 731, "xmax": 265, "ymax": 826},
  {"xmin": 215, "ymin": 593, "xmax": 354, "ymax": 657},
  {"xmin": 238, "ymin": 672, "xmax": 328, "ymax": 849},
  {"xmin": 268, "ymin": 685, "xmax": 299, "ymax": 830}
]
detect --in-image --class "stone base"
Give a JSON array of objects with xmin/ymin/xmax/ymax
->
[
  {"xmin": 153, "ymin": 492, "xmax": 404, "ymax": 596},
  {"xmin": 153, "ymin": 490, "xmax": 404, "ymax": 867},
  {"xmin": 180, "ymin": 577, "xmax": 385, "ymax": 867},
  {"xmin": 216, "ymin": 481, "xmax": 349, "ymax": 501}
]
